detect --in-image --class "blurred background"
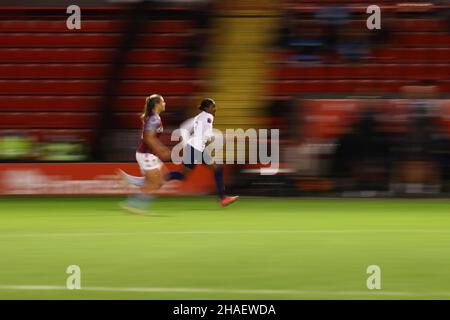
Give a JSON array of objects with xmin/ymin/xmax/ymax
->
[{"xmin": 0, "ymin": 0, "xmax": 449, "ymax": 197}]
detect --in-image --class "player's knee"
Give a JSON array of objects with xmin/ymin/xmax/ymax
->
[{"xmin": 141, "ymin": 182, "xmax": 162, "ymax": 193}]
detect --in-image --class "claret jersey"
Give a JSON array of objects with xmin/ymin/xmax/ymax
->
[{"xmin": 137, "ymin": 113, "xmax": 163, "ymax": 154}]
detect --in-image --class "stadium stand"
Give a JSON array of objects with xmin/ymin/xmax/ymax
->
[
  {"xmin": 271, "ymin": 1, "xmax": 450, "ymax": 143},
  {"xmin": 273, "ymin": 2, "xmax": 450, "ymax": 91},
  {"xmin": 0, "ymin": 5, "xmax": 206, "ymax": 161}
]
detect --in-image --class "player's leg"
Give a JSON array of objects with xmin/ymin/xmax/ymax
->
[
  {"xmin": 121, "ymin": 168, "xmax": 163, "ymax": 214},
  {"xmin": 119, "ymin": 167, "xmax": 182, "ymax": 187},
  {"xmin": 165, "ymin": 170, "xmax": 185, "ymax": 181},
  {"xmin": 166, "ymin": 143, "xmax": 198, "ymax": 180},
  {"xmin": 120, "ymin": 152, "xmax": 163, "ymax": 214},
  {"xmin": 119, "ymin": 145, "xmax": 196, "ymax": 189},
  {"xmin": 203, "ymin": 151, "xmax": 239, "ymax": 206},
  {"xmin": 141, "ymin": 168, "xmax": 165, "ymax": 193},
  {"xmin": 211, "ymin": 163, "xmax": 225, "ymax": 199},
  {"xmin": 118, "ymin": 169, "xmax": 146, "ymax": 187}
]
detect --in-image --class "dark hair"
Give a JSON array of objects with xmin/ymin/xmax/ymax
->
[
  {"xmin": 199, "ymin": 98, "xmax": 215, "ymax": 111},
  {"xmin": 141, "ymin": 94, "xmax": 162, "ymax": 121}
]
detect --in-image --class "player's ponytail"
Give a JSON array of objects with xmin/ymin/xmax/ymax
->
[{"xmin": 141, "ymin": 94, "xmax": 163, "ymax": 122}]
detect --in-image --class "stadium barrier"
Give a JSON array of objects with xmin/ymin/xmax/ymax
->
[{"xmin": 0, "ymin": 163, "xmax": 230, "ymax": 195}]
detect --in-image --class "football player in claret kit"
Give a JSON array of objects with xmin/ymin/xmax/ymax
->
[{"xmin": 119, "ymin": 94, "xmax": 181, "ymax": 214}]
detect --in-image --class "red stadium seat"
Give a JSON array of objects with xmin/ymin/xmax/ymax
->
[
  {"xmin": 0, "ymin": 49, "xmax": 185, "ymax": 63},
  {"xmin": 0, "ymin": 20, "xmax": 193, "ymax": 33},
  {"xmin": 372, "ymin": 48, "xmax": 450, "ymax": 63},
  {"xmin": 441, "ymin": 81, "xmax": 450, "ymax": 93},
  {"xmin": 271, "ymin": 80, "xmax": 413, "ymax": 94},
  {"xmin": 275, "ymin": 67, "xmax": 328, "ymax": 79},
  {"xmin": 394, "ymin": 19, "xmax": 448, "ymax": 32},
  {"xmin": 392, "ymin": 33, "xmax": 450, "ymax": 47},
  {"xmin": 8, "ymin": 129, "xmax": 95, "ymax": 142},
  {"xmin": 396, "ymin": 64, "xmax": 450, "ymax": 80},
  {"xmin": 117, "ymin": 80, "xmax": 203, "ymax": 95},
  {"xmin": 0, "ymin": 95, "xmax": 192, "ymax": 112},
  {"xmin": 0, "ymin": 64, "xmax": 200, "ymax": 80},
  {"xmin": 0, "ymin": 112, "xmax": 97, "ymax": 129},
  {"xmin": 0, "ymin": 96, "xmax": 101, "ymax": 111},
  {"xmin": 0, "ymin": 80, "xmax": 106, "ymax": 95},
  {"xmin": 114, "ymin": 113, "xmax": 141, "ymax": 129},
  {"xmin": 0, "ymin": 80, "xmax": 202, "ymax": 95},
  {"xmin": 438, "ymin": 100, "xmax": 450, "ymax": 135},
  {"xmin": 347, "ymin": 19, "xmax": 448, "ymax": 33},
  {"xmin": 122, "ymin": 66, "xmax": 200, "ymax": 80},
  {"xmin": 0, "ymin": 33, "xmax": 191, "ymax": 48},
  {"xmin": 275, "ymin": 64, "xmax": 450, "ymax": 81},
  {"xmin": 0, "ymin": 64, "xmax": 109, "ymax": 79}
]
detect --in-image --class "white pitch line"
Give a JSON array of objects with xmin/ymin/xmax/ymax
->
[
  {"xmin": 0, "ymin": 230, "xmax": 448, "ymax": 238},
  {"xmin": 0, "ymin": 285, "xmax": 450, "ymax": 297},
  {"xmin": 0, "ymin": 229, "xmax": 449, "ymax": 238}
]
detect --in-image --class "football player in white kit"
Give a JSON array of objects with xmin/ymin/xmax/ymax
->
[{"xmin": 180, "ymin": 98, "xmax": 239, "ymax": 206}]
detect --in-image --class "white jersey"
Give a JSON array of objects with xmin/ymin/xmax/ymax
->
[{"xmin": 182, "ymin": 111, "xmax": 214, "ymax": 152}]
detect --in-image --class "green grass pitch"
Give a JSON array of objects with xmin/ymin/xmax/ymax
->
[{"xmin": 0, "ymin": 196, "xmax": 450, "ymax": 299}]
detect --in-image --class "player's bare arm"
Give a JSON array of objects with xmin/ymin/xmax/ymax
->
[{"xmin": 143, "ymin": 130, "xmax": 171, "ymax": 162}]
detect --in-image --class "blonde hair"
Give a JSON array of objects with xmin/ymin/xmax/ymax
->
[{"xmin": 141, "ymin": 94, "xmax": 163, "ymax": 121}]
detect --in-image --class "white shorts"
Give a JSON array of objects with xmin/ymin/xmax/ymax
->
[{"xmin": 136, "ymin": 152, "xmax": 163, "ymax": 173}]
